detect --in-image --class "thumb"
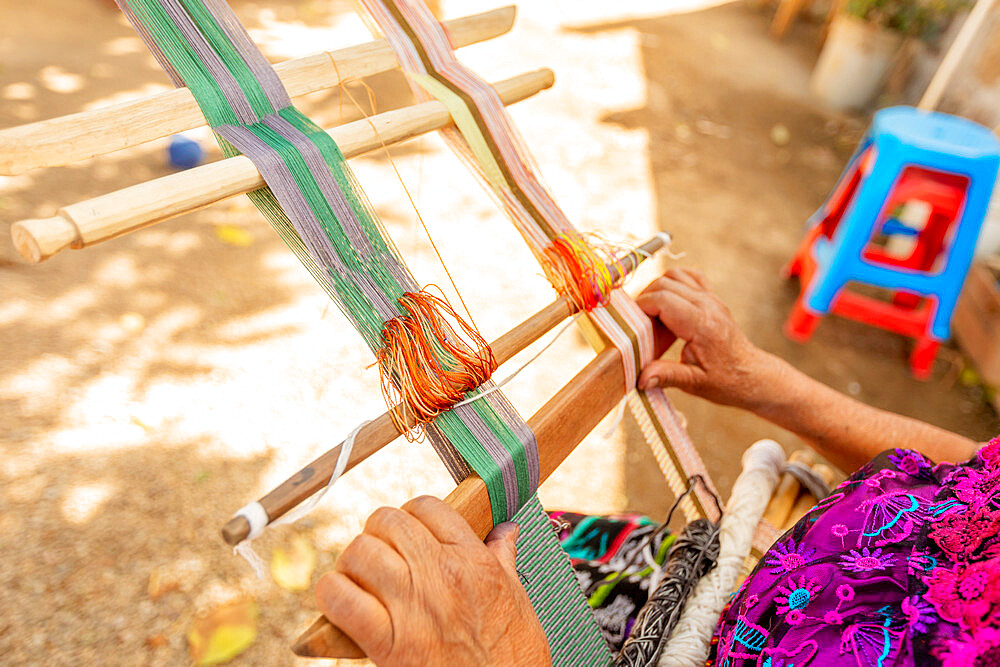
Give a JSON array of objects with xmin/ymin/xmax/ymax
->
[
  {"xmin": 638, "ymin": 358, "xmax": 704, "ymax": 392},
  {"xmin": 485, "ymin": 522, "xmax": 520, "ymax": 575}
]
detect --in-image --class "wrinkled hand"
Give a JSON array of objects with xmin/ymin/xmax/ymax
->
[
  {"xmin": 635, "ymin": 268, "xmax": 780, "ymax": 411},
  {"xmin": 315, "ymin": 496, "xmax": 551, "ymax": 667}
]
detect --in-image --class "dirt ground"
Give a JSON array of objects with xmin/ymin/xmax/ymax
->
[{"xmin": 1, "ymin": 0, "xmax": 997, "ymax": 665}]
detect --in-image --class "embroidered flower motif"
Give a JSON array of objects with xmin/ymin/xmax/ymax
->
[
  {"xmin": 765, "ymin": 538, "xmax": 816, "ymax": 574},
  {"xmin": 837, "ymin": 584, "xmax": 855, "ymax": 602},
  {"xmin": 929, "ymin": 507, "xmax": 1000, "ymax": 560},
  {"xmin": 978, "ymin": 437, "xmax": 1000, "ymax": 469},
  {"xmin": 936, "ymin": 625, "xmax": 1000, "ymax": 667},
  {"xmin": 832, "ymin": 524, "xmax": 849, "ymax": 537},
  {"xmin": 901, "ymin": 595, "xmax": 937, "ymax": 633},
  {"xmin": 776, "ymin": 576, "xmax": 820, "ymax": 617},
  {"xmin": 841, "ymin": 547, "xmax": 896, "ymax": 573},
  {"xmin": 948, "ymin": 466, "xmax": 1000, "ymax": 510},
  {"xmin": 785, "ymin": 609, "xmax": 805, "ymax": 626},
  {"xmin": 923, "ymin": 557, "xmax": 1000, "ymax": 630},
  {"xmin": 824, "ymin": 610, "xmax": 845, "ymax": 624},
  {"xmin": 889, "ymin": 448, "xmax": 933, "ymax": 477}
]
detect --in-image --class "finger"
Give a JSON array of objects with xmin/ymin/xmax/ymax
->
[
  {"xmin": 334, "ymin": 533, "xmax": 410, "ymax": 603},
  {"xmin": 485, "ymin": 522, "xmax": 520, "ymax": 576},
  {"xmin": 638, "ymin": 358, "xmax": 706, "ymax": 391},
  {"xmin": 685, "ymin": 268, "xmax": 712, "ymax": 291},
  {"xmin": 634, "ymin": 290, "xmax": 703, "ymax": 341},
  {"xmin": 654, "ymin": 275, "xmax": 709, "ymax": 307},
  {"xmin": 364, "ymin": 506, "xmax": 436, "ymax": 562},
  {"xmin": 401, "ymin": 495, "xmax": 479, "ymax": 546},
  {"xmin": 664, "ymin": 268, "xmax": 706, "ymax": 292},
  {"xmin": 315, "ymin": 571, "xmax": 394, "ymax": 662}
]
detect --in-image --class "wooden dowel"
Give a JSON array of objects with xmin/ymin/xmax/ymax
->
[
  {"xmin": 781, "ymin": 461, "xmax": 836, "ymax": 531},
  {"xmin": 11, "ymin": 69, "xmax": 554, "ymax": 264},
  {"xmin": 0, "ymin": 6, "xmax": 516, "ymax": 175},
  {"xmin": 220, "ymin": 234, "xmax": 668, "ymax": 546},
  {"xmin": 918, "ymin": 0, "xmax": 996, "ymax": 111},
  {"xmin": 760, "ymin": 449, "xmax": 813, "ymax": 528}
]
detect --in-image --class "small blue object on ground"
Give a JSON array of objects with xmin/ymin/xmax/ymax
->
[{"xmin": 168, "ymin": 134, "xmax": 204, "ymax": 169}]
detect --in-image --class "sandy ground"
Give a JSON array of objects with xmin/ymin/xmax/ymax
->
[{"xmin": 1, "ymin": 0, "xmax": 997, "ymax": 665}]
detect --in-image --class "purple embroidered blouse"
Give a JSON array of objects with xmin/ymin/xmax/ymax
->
[{"xmin": 710, "ymin": 436, "xmax": 1000, "ymax": 667}]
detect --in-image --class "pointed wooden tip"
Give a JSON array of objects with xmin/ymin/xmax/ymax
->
[{"xmin": 291, "ymin": 616, "xmax": 365, "ymax": 659}]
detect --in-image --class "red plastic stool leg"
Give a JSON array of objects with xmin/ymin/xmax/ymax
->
[
  {"xmin": 892, "ymin": 291, "xmax": 922, "ymax": 310},
  {"xmin": 785, "ymin": 297, "xmax": 822, "ymax": 342},
  {"xmin": 910, "ymin": 337, "xmax": 940, "ymax": 380}
]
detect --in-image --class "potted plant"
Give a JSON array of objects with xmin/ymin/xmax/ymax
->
[{"xmin": 810, "ymin": 0, "xmax": 967, "ymax": 110}]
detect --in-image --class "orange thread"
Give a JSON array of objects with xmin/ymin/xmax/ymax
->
[
  {"xmin": 377, "ymin": 290, "xmax": 497, "ymax": 439},
  {"xmin": 542, "ymin": 232, "xmax": 625, "ymax": 312}
]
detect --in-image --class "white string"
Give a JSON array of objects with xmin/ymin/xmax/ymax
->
[
  {"xmin": 453, "ymin": 314, "xmax": 582, "ymax": 409},
  {"xmin": 230, "ymin": 420, "xmax": 369, "ymax": 577},
  {"xmin": 658, "ymin": 439, "xmax": 785, "ymax": 666},
  {"xmin": 601, "ymin": 398, "xmax": 627, "ymax": 438}
]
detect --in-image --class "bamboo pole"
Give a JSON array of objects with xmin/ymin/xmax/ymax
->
[
  {"xmin": 291, "ymin": 305, "xmax": 676, "ymax": 659},
  {"xmin": 918, "ymin": 0, "xmax": 997, "ymax": 111},
  {"xmin": 10, "ymin": 69, "xmax": 554, "ymax": 263},
  {"xmin": 0, "ymin": 6, "xmax": 516, "ymax": 175},
  {"xmin": 220, "ymin": 233, "xmax": 671, "ymax": 546}
]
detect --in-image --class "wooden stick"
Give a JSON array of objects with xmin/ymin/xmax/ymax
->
[
  {"xmin": 220, "ymin": 234, "xmax": 669, "ymax": 546},
  {"xmin": 760, "ymin": 449, "xmax": 813, "ymax": 528},
  {"xmin": 292, "ymin": 314, "xmax": 676, "ymax": 659},
  {"xmin": 781, "ymin": 461, "xmax": 836, "ymax": 531},
  {"xmin": 10, "ymin": 69, "xmax": 554, "ymax": 264},
  {"xmin": 918, "ymin": 0, "xmax": 996, "ymax": 110},
  {"xmin": 0, "ymin": 6, "xmax": 516, "ymax": 175}
]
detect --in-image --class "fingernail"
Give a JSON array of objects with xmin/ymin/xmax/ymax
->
[{"xmin": 646, "ymin": 376, "xmax": 660, "ymax": 389}]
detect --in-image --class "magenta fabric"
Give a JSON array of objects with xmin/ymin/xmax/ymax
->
[{"xmin": 710, "ymin": 437, "xmax": 1000, "ymax": 666}]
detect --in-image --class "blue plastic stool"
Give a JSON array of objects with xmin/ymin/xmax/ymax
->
[{"xmin": 787, "ymin": 107, "xmax": 999, "ymax": 376}]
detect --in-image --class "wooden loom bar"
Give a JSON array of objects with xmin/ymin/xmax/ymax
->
[
  {"xmin": 293, "ymin": 347, "xmax": 625, "ymax": 658},
  {"xmin": 292, "ymin": 303, "xmax": 676, "ymax": 659},
  {"xmin": 11, "ymin": 69, "xmax": 554, "ymax": 264},
  {"xmin": 220, "ymin": 233, "xmax": 669, "ymax": 546},
  {"xmin": 0, "ymin": 6, "xmax": 516, "ymax": 175}
]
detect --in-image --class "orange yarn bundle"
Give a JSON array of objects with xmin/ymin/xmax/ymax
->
[
  {"xmin": 377, "ymin": 290, "xmax": 497, "ymax": 438},
  {"xmin": 542, "ymin": 232, "xmax": 625, "ymax": 312}
]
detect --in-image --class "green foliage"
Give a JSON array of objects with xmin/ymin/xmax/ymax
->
[{"xmin": 845, "ymin": 0, "xmax": 969, "ymax": 38}]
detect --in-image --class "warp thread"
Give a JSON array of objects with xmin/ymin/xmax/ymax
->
[
  {"xmin": 615, "ymin": 518, "xmax": 721, "ymax": 667},
  {"xmin": 657, "ymin": 440, "xmax": 785, "ymax": 667}
]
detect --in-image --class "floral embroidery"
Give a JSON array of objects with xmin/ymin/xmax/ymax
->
[
  {"xmin": 765, "ymin": 537, "xmax": 816, "ymax": 574},
  {"xmin": 889, "ymin": 448, "xmax": 933, "ymax": 478},
  {"xmin": 978, "ymin": 437, "xmax": 1000, "ymax": 469},
  {"xmin": 928, "ymin": 506, "xmax": 1000, "ymax": 560},
  {"xmin": 707, "ymin": 443, "xmax": 1000, "ymax": 667},
  {"xmin": 841, "ymin": 547, "xmax": 896, "ymax": 572},
  {"xmin": 775, "ymin": 576, "xmax": 820, "ymax": 617},
  {"xmin": 860, "ymin": 492, "xmax": 923, "ymax": 546},
  {"xmin": 907, "ymin": 550, "xmax": 937, "ymax": 575},
  {"xmin": 948, "ymin": 466, "xmax": 1000, "ymax": 510},
  {"xmin": 937, "ymin": 625, "xmax": 1000, "ymax": 667},
  {"xmin": 901, "ymin": 595, "xmax": 937, "ymax": 633},
  {"xmin": 923, "ymin": 557, "xmax": 1000, "ymax": 630}
]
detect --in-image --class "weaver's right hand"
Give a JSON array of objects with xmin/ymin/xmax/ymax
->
[
  {"xmin": 635, "ymin": 268, "xmax": 783, "ymax": 412},
  {"xmin": 315, "ymin": 495, "xmax": 551, "ymax": 667}
]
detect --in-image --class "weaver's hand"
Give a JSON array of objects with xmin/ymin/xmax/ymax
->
[
  {"xmin": 315, "ymin": 495, "xmax": 551, "ymax": 667},
  {"xmin": 635, "ymin": 268, "xmax": 780, "ymax": 411}
]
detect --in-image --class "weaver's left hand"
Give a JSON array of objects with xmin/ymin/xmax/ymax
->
[{"xmin": 315, "ymin": 495, "xmax": 552, "ymax": 667}]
